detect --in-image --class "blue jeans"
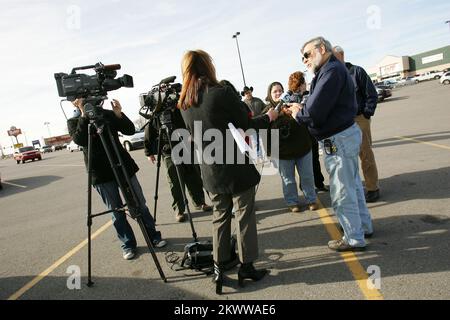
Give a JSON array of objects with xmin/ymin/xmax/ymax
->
[
  {"xmin": 278, "ymin": 151, "xmax": 317, "ymax": 206},
  {"xmin": 94, "ymin": 175, "xmax": 161, "ymax": 250},
  {"xmin": 320, "ymin": 123, "xmax": 373, "ymax": 247}
]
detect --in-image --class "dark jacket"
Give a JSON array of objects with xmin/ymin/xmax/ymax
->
[
  {"xmin": 67, "ymin": 110, "xmax": 139, "ymax": 185},
  {"xmin": 244, "ymin": 97, "xmax": 266, "ymax": 117},
  {"xmin": 144, "ymin": 108, "xmax": 187, "ymax": 157},
  {"xmin": 262, "ymin": 101, "xmax": 311, "ymax": 160},
  {"xmin": 296, "ymin": 54, "xmax": 357, "ymax": 141},
  {"xmin": 345, "ymin": 62, "xmax": 378, "ymax": 118},
  {"xmin": 181, "ymin": 85, "xmax": 269, "ymax": 195}
]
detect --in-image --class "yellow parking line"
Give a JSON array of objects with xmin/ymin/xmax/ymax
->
[
  {"xmin": 394, "ymin": 135, "xmax": 450, "ymax": 151},
  {"xmin": 316, "ymin": 199, "xmax": 384, "ymax": 300},
  {"xmin": 8, "ymin": 220, "xmax": 113, "ymax": 300}
]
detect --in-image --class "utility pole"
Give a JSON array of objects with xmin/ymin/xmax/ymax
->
[
  {"xmin": 44, "ymin": 122, "xmax": 52, "ymax": 137},
  {"xmin": 232, "ymin": 32, "xmax": 247, "ymax": 87}
]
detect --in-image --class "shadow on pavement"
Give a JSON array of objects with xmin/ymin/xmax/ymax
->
[
  {"xmin": 1, "ymin": 212, "xmax": 449, "ymax": 299},
  {"xmin": 373, "ymin": 131, "xmax": 450, "ymax": 149},
  {"xmin": 0, "ymin": 175, "xmax": 63, "ymax": 198},
  {"xmin": 377, "ymin": 166, "xmax": 450, "ymax": 204},
  {"xmin": 0, "ymin": 275, "xmax": 205, "ymax": 300}
]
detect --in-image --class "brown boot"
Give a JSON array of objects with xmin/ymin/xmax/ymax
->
[{"xmin": 289, "ymin": 205, "xmax": 301, "ymax": 213}]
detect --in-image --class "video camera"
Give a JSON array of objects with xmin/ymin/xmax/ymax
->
[
  {"xmin": 55, "ymin": 62, "xmax": 133, "ymax": 102},
  {"xmin": 139, "ymin": 76, "xmax": 181, "ymax": 126},
  {"xmin": 55, "ymin": 62, "xmax": 133, "ymax": 120}
]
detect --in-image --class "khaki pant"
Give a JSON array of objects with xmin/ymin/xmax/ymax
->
[
  {"xmin": 210, "ymin": 188, "xmax": 258, "ymax": 264},
  {"xmin": 355, "ymin": 114, "xmax": 379, "ymax": 192}
]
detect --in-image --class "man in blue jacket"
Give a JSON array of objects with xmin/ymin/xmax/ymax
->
[
  {"xmin": 333, "ymin": 46, "xmax": 380, "ymax": 203},
  {"xmin": 288, "ymin": 36, "xmax": 373, "ymax": 251}
]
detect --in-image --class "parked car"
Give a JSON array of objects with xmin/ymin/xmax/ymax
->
[
  {"xmin": 413, "ymin": 71, "xmax": 444, "ymax": 83},
  {"xmin": 14, "ymin": 146, "xmax": 42, "ymax": 164},
  {"xmin": 54, "ymin": 144, "xmax": 65, "ymax": 151},
  {"xmin": 375, "ymin": 85, "xmax": 392, "ymax": 102},
  {"xmin": 67, "ymin": 140, "xmax": 83, "ymax": 152},
  {"xmin": 381, "ymin": 79, "xmax": 398, "ymax": 88},
  {"xmin": 40, "ymin": 145, "xmax": 53, "ymax": 153},
  {"xmin": 440, "ymin": 72, "xmax": 450, "ymax": 85},
  {"xmin": 396, "ymin": 77, "xmax": 416, "ymax": 87},
  {"xmin": 119, "ymin": 129, "xmax": 145, "ymax": 151}
]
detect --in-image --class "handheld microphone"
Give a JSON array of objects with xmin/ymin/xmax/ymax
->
[{"xmin": 274, "ymin": 91, "xmax": 294, "ymax": 112}]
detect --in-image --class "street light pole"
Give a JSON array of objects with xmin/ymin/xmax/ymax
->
[
  {"xmin": 232, "ymin": 32, "xmax": 247, "ymax": 87},
  {"xmin": 44, "ymin": 122, "xmax": 51, "ymax": 138}
]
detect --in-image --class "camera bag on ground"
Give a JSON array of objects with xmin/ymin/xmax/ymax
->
[{"xmin": 165, "ymin": 236, "xmax": 238, "ymax": 275}]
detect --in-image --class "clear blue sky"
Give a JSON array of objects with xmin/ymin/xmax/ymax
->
[{"xmin": 1, "ymin": 0, "xmax": 449, "ymax": 151}]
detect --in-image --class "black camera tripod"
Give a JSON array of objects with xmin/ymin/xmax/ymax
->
[
  {"xmin": 150, "ymin": 109, "xmax": 198, "ymax": 243},
  {"xmin": 85, "ymin": 107, "xmax": 166, "ymax": 286}
]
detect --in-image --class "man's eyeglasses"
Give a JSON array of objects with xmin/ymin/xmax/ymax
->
[{"xmin": 302, "ymin": 46, "xmax": 319, "ymax": 61}]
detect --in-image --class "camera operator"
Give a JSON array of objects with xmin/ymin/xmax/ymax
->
[
  {"xmin": 67, "ymin": 98, "xmax": 167, "ymax": 260},
  {"xmin": 288, "ymin": 36, "xmax": 373, "ymax": 252},
  {"xmin": 144, "ymin": 106, "xmax": 212, "ymax": 223}
]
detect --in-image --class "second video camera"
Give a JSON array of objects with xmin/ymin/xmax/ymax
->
[{"xmin": 139, "ymin": 76, "xmax": 182, "ymax": 122}]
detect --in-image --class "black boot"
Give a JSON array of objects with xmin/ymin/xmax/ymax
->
[
  {"xmin": 212, "ymin": 262, "xmax": 224, "ymax": 295},
  {"xmin": 238, "ymin": 263, "xmax": 268, "ymax": 287}
]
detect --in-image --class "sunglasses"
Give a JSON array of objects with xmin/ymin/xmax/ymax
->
[{"xmin": 302, "ymin": 46, "xmax": 319, "ymax": 61}]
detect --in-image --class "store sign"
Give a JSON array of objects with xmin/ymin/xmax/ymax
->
[
  {"xmin": 422, "ymin": 53, "xmax": 444, "ymax": 65},
  {"xmin": 7, "ymin": 126, "xmax": 22, "ymax": 137},
  {"xmin": 380, "ymin": 63, "xmax": 400, "ymax": 76}
]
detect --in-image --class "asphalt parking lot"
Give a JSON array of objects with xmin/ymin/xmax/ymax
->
[{"xmin": 1, "ymin": 80, "xmax": 449, "ymax": 300}]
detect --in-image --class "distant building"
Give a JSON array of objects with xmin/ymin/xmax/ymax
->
[
  {"xmin": 368, "ymin": 45, "xmax": 450, "ymax": 81},
  {"xmin": 44, "ymin": 134, "xmax": 72, "ymax": 146}
]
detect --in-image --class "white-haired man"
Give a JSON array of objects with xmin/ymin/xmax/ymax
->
[{"xmin": 289, "ymin": 37, "xmax": 373, "ymax": 251}]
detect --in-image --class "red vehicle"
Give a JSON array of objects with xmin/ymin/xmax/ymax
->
[{"xmin": 14, "ymin": 146, "xmax": 42, "ymax": 164}]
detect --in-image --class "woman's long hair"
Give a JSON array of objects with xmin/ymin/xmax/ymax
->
[
  {"xmin": 178, "ymin": 50, "xmax": 219, "ymax": 110},
  {"xmin": 265, "ymin": 81, "xmax": 284, "ymax": 108}
]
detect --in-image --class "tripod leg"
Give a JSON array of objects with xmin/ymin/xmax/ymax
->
[
  {"xmin": 153, "ymin": 136, "xmax": 164, "ymax": 223},
  {"xmin": 99, "ymin": 125, "xmax": 167, "ymax": 282},
  {"xmin": 87, "ymin": 123, "xmax": 94, "ymax": 287},
  {"xmin": 164, "ymin": 128, "xmax": 198, "ymax": 242},
  {"xmin": 135, "ymin": 217, "xmax": 167, "ymax": 282}
]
